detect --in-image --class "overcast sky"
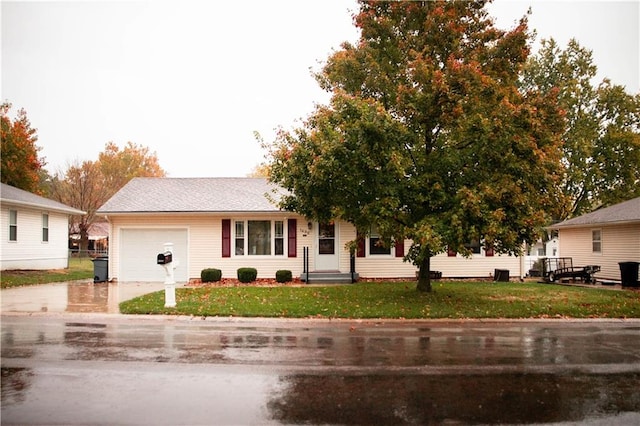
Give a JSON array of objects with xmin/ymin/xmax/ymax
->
[{"xmin": 2, "ymin": 0, "xmax": 638, "ymax": 178}]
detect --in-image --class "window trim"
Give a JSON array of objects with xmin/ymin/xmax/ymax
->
[
  {"xmin": 592, "ymin": 229, "xmax": 602, "ymax": 254},
  {"xmin": 9, "ymin": 209, "xmax": 17, "ymax": 242},
  {"xmin": 233, "ymin": 219, "xmax": 287, "ymax": 257},
  {"xmin": 42, "ymin": 213, "xmax": 49, "ymax": 243}
]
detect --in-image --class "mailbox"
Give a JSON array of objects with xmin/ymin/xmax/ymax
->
[{"xmin": 157, "ymin": 252, "xmax": 173, "ymax": 265}]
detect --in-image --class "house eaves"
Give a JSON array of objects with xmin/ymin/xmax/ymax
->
[
  {"xmin": 1, "ymin": 183, "xmax": 86, "ymax": 215},
  {"xmin": 549, "ymin": 196, "xmax": 640, "ymax": 229}
]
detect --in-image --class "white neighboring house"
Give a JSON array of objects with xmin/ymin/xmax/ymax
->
[
  {"xmin": 97, "ymin": 177, "xmax": 524, "ymax": 283},
  {"xmin": 1, "ymin": 183, "xmax": 85, "ymax": 270},
  {"xmin": 549, "ymin": 196, "xmax": 640, "ymax": 282}
]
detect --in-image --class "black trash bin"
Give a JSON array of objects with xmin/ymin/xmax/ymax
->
[
  {"xmin": 494, "ymin": 269, "xmax": 510, "ymax": 282},
  {"xmin": 92, "ymin": 257, "xmax": 109, "ymax": 283},
  {"xmin": 619, "ymin": 261, "xmax": 639, "ymax": 287}
]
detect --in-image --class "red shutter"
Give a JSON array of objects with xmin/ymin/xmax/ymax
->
[
  {"xmin": 447, "ymin": 247, "xmax": 457, "ymax": 257},
  {"xmin": 395, "ymin": 239, "xmax": 405, "ymax": 257},
  {"xmin": 485, "ymin": 246, "xmax": 494, "ymax": 257},
  {"xmin": 288, "ymin": 219, "xmax": 297, "ymax": 258},
  {"xmin": 356, "ymin": 231, "xmax": 366, "ymax": 257},
  {"xmin": 222, "ymin": 219, "xmax": 231, "ymax": 258}
]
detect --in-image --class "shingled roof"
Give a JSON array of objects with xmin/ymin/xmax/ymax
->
[
  {"xmin": 551, "ymin": 196, "xmax": 640, "ymax": 229},
  {"xmin": 1, "ymin": 183, "xmax": 85, "ymax": 215},
  {"xmin": 97, "ymin": 177, "xmax": 285, "ymax": 213}
]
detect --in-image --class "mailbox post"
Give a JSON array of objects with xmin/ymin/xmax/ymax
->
[{"xmin": 157, "ymin": 242, "xmax": 177, "ymax": 308}]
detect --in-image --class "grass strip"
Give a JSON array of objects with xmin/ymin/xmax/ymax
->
[
  {"xmin": 1, "ymin": 258, "xmax": 94, "ymax": 288},
  {"xmin": 119, "ymin": 281, "xmax": 640, "ymax": 319}
]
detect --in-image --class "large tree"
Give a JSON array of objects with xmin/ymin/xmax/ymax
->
[
  {"xmin": 267, "ymin": 0, "xmax": 565, "ymax": 292},
  {"xmin": 1, "ymin": 102, "xmax": 45, "ymax": 193},
  {"xmin": 51, "ymin": 141, "xmax": 166, "ymax": 251},
  {"xmin": 521, "ymin": 38, "xmax": 640, "ymax": 218}
]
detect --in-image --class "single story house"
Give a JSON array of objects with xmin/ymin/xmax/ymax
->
[
  {"xmin": 548, "ymin": 196, "xmax": 640, "ymax": 282},
  {"xmin": 97, "ymin": 177, "xmax": 524, "ymax": 283},
  {"xmin": 1, "ymin": 183, "xmax": 85, "ymax": 270}
]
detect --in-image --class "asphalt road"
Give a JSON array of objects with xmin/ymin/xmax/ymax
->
[{"xmin": 2, "ymin": 313, "xmax": 640, "ymax": 425}]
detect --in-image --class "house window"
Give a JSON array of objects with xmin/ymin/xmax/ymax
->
[
  {"xmin": 9, "ymin": 210, "xmax": 17, "ymax": 241},
  {"xmin": 235, "ymin": 221, "xmax": 244, "ymax": 255},
  {"xmin": 275, "ymin": 221, "xmax": 284, "ymax": 256},
  {"xmin": 464, "ymin": 238, "xmax": 481, "ymax": 254},
  {"xmin": 369, "ymin": 226, "xmax": 391, "ymax": 255},
  {"xmin": 234, "ymin": 220, "xmax": 285, "ymax": 256},
  {"xmin": 592, "ymin": 229, "xmax": 602, "ymax": 253},
  {"xmin": 42, "ymin": 213, "xmax": 49, "ymax": 242}
]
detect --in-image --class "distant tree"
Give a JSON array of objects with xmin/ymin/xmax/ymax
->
[
  {"xmin": 0, "ymin": 103, "xmax": 45, "ymax": 193},
  {"xmin": 267, "ymin": 1, "xmax": 565, "ymax": 292},
  {"xmin": 248, "ymin": 163, "xmax": 271, "ymax": 178},
  {"xmin": 51, "ymin": 141, "xmax": 166, "ymax": 251},
  {"xmin": 50, "ymin": 160, "xmax": 103, "ymax": 252},
  {"xmin": 98, "ymin": 141, "xmax": 166, "ymax": 201},
  {"xmin": 521, "ymin": 38, "xmax": 640, "ymax": 218}
]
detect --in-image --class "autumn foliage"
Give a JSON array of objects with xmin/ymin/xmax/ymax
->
[{"xmin": 1, "ymin": 103, "xmax": 45, "ymax": 193}]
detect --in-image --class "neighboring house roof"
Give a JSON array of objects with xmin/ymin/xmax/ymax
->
[
  {"xmin": 0, "ymin": 183, "xmax": 85, "ymax": 215},
  {"xmin": 551, "ymin": 196, "xmax": 640, "ymax": 229},
  {"xmin": 97, "ymin": 177, "xmax": 285, "ymax": 213},
  {"xmin": 70, "ymin": 221, "xmax": 110, "ymax": 239}
]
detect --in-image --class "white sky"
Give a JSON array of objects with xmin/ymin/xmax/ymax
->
[{"xmin": 2, "ymin": 0, "xmax": 638, "ymax": 178}]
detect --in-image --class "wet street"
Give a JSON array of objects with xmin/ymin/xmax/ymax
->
[{"xmin": 2, "ymin": 312, "xmax": 640, "ymax": 425}]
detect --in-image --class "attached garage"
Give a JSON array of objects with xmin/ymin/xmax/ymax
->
[{"xmin": 119, "ymin": 228, "xmax": 188, "ymax": 282}]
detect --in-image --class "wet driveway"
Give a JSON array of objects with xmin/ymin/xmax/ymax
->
[
  {"xmin": 1, "ymin": 280, "xmax": 184, "ymax": 314},
  {"xmin": 2, "ymin": 312, "xmax": 640, "ymax": 425}
]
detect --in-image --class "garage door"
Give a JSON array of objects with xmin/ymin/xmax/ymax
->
[{"xmin": 119, "ymin": 229, "xmax": 188, "ymax": 282}]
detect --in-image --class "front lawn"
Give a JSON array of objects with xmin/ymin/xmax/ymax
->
[
  {"xmin": 119, "ymin": 281, "xmax": 640, "ymax": 319},
  {"xmin": 0, "ymin": 257, "xmax": 94, "ymax": 288}
]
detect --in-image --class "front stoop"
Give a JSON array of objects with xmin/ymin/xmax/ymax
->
[{"xmin": 301, "ymin": 271, "xmax": 357, "ymax": 284}]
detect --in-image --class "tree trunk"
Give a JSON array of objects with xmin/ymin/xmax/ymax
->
[{"xmin": 416, "ymin": 255, "xmax": 432, "ymax": 292}]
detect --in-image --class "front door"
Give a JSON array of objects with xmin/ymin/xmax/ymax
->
[{"xmin": 315, "ymin": 222, "xmax": 339, "ymax": 271}]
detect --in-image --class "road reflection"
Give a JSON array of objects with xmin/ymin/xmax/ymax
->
[{"xmin": 268, "ymin": 372, "xmax": 640, "ymax": 425}]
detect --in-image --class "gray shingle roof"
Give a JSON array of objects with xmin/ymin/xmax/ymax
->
[
  {"xmin": 97, "ymin": 177, "xmax": 285, "ymax": 213},
  {"xmin": 551, "ymin": 196, "xmax": 640, "ymax": 228},
  {"xmin": 0, "ymin": 183, "xmax": 85, "ymax": 215}
]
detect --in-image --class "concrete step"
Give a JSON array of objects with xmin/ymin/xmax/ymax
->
[{"xmin": 301, "ymin": 272, "xmax": 357, "ymax": 284}]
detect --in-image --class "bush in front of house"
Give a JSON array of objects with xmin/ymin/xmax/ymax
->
[
  {"xmin": 275, "ymin": 270, "xmax": 292, "ymax": 283},
  {"xmin": 201, "ymin": 268, "xmax": 222, "ymax": 283},
  {"xmin": 237, "ymin": 267, "xmax": 257, "ymax": 283}
]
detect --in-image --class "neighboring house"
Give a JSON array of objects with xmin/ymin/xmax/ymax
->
[
  {"xmin": 69, "ymin": 220, "xmax": 109, "ymax": 254},
  {"xmin": 97, "ymin": 177, "xmax": 524, "ymax": 283},
  {"xmin": 1, "ymin": 183, "xmax": 85, "ymax": 270},
  {"xmin": 549, "ymin": 196, "xmax": 640, "ymax": 282}
]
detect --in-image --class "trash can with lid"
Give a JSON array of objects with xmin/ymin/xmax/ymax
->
[
  {"xmin": 619, "ymin": 261, "xmax": 639, "ymax": 287},
  {"xmin": 92, "ymin": 257, "xmax": 109, "ymax": 283}
]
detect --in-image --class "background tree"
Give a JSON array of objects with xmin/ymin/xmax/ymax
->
[
  {"xmin": 51, "ymin": 141, "xmax": 166, "ymax": 251},
  {"xmin": 267, "ymin": 0, "xmax": 565, "ymax": 292},
  {"xmin": 1, "ymin": 102, "xmax": 45, "ymax": 193},
  {"xmin": 98, "ymin": 141, "xmax": 166, "ymax": 201},
  {"xmin": 521, "ymin": 38, "xmax": 640, "ymax": 218}
]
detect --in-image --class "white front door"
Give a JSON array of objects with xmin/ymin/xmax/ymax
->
[{"xmin": 315, "ymin": 222, "xmax": 339, "ymax": 271}]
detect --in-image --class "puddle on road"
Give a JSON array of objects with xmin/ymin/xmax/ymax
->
[{"xmin": 268, "ymin": 372, "xmax": 640, "ymax": 425}]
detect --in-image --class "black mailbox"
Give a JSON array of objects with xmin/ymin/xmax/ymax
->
[{"xmin": 157, "ymin": 252, "xmax": 173, "ymax": 264}]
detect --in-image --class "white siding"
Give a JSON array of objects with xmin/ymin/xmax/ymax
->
[
  {"xmin": 106, "ymin": 214, "xmax": 525, "ymax": 281},
  {"xmin": 559, "ymin": 224, "xmax": 640, "ymax": 281},
  {"xmin": 1, "ymin": 204, "xmax": 70, "ymax": 270}
]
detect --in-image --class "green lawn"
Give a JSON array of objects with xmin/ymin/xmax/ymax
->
[
  {"xmin": 119, "ymin": 281, "xmax": 640, "ymax": 319},
  {"xmin": 0, "ymin": 257, "xmax": 94, "ymax": 288}
]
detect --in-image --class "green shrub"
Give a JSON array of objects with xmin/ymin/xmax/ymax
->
[
  {"xmin": 201, "ymin": 268, "xmax": 222, "ymax": 283},
  {"xmin": 275, "ymin": 270, "xmax": 292, "ymax": 283},
  {"xmin": 237, "ymin": 267, "xmax": 257, "ymax": 283}
]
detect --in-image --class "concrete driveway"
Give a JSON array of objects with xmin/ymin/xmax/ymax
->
[{"xmin": 1, "ymin": 280, "xmax": 185, "ymax": 314}]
